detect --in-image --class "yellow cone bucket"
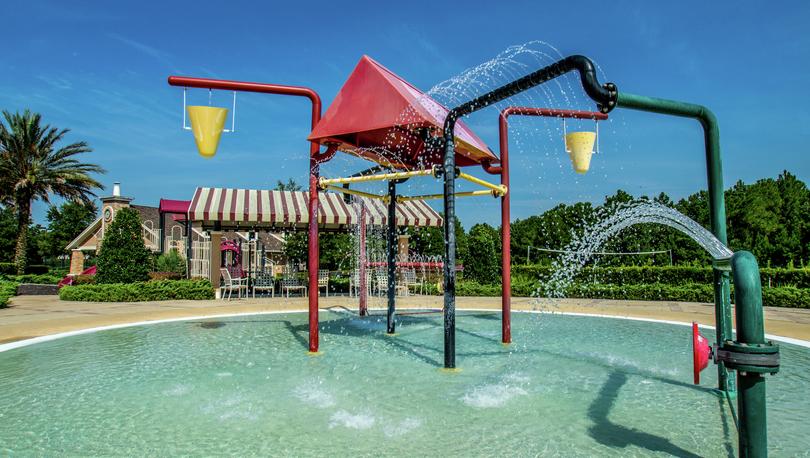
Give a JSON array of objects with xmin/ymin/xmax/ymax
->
[
  {"xmin": 187, "ymin": 106, "xmax": 228, "ymax": 158},
  {"xmin": 564, "ymin": 131, "xmax": 596, "ymax": 174}
]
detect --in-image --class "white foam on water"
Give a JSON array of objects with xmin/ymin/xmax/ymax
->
[
  {"xmin": 162, "ymin": 384, "xmax": 191, "ymax": 397},
  {"xmin": 292, "ymin": 383, "xmax": 336, "ymax": 408},
  {"xmin": 329, "ymin": 410, "xmax": 376, "ymax": 430},
  {"xmin": 202, "ymin": 395, "xmax": 258, "ymax": 421},
  {"xmin": 461, "ymin": 384, "xmax": 528, "ymax": 408},
  {"xmin": 215, "ymin": 372, "xmax": 232, "ymax": 377},
  {"xmin": 502, "ymin": 372, "xmax": 531, "ymax": 384},
  {"xmin": 576, "ymin": 351, "xmax": 679, "ymax": 378},
  {"xmin": 383, "ymin": 418, "xmax": 422, "ymax": 437}
]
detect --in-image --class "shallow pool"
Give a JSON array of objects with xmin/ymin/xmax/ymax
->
[{"xmin": 1, "ymin": 311, "xmax": 807, "ymax": 456}]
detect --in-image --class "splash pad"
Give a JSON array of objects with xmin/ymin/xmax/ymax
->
[{"xmin": 163, "ymin": 49, "xmax": 781, "ymax": 456}]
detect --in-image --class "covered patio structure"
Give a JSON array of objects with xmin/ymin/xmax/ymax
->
[{"xmin": 186, "ymin": 186, "xmax": 442, "ymax": 298}]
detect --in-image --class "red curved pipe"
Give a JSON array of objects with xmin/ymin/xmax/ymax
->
[
  {"xmin": 494, "ymin": 107, "xmax": 608, "ymax": 344},
  {"xmin": 168, "ymin": 75, "xmax": 324, "ymax": 353}
]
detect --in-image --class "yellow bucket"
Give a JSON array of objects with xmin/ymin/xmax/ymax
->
[
  {"xmin": 187, "ymin": 106, "xmax": 228, "ymax": 158},
  {"xmin": 564, "ymin": 131, "xmax": 596, "ymax": 174}
]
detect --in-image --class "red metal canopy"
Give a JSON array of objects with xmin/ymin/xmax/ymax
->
[
  {"xmin": 159, "ymin": 199, "xmax": 191, "ymax": 214},
  {"xmin": 308, "ymin": 55, "xmax": 497, "ymax": 170}
]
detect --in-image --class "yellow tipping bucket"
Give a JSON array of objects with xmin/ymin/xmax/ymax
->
[
  {"xmin": 187, "ymin": 106, "xmax": 228, "ymax": 158},
  {"xmin": 564, "ymin": 131, "xmax": 596, "ymax": 174}
]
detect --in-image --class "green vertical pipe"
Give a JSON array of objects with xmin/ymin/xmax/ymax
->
[
  {"xmin": 731, "ymin": 251, "xmax": 768, "ymax": 457},
  {"xmin": 616, "ymin": 92, "xmax": 735, "ymax": 394}
]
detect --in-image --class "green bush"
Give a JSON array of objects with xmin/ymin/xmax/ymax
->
[
  {"xmin": 419, "ymin": 278, "xmax": 810, "ymax": 308},
  {"xmin": 59, "ymin": 279, "xmax": 214, "ymax": 302},
  {"xmin": 511, "ymin": 265, "xmax": 810, "ymax": 289},
  {"xmin": 155, "ymin": 249, "xmax": 186, "ymax": 276},
  {"xmin": 0, "ymin": 263, "xmax": 50, "ymax": 275},
  {"xmin": 0, "ymin": 281, "xmax": 18, "ymax": 308},
  {"xmin": 148, "ymin": 272, "xmax": 183, "ymax": 281},
  {"xmin": 95, "ymin": 208, "xmax": 152, "ymax": 284},
  {"xmin": 73, "ymin": 274, "xmax": 96, "ymax": 285},
  {"xmin": 0, "ymin": 274, "xmax": 62, "ymax": 284}
]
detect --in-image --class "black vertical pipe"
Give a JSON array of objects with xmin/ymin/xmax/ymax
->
[
  {"xmin": 442, "ymin": 124, "xmax": 457, "ymax": 369},
  {"xmin": 387, "ymin": 181, "xmax": 397, "ymax": 334},
  {"xmin": 159, "ymin": 211, "xmax": 166, "ymax": 253},
  {"xmin": 441, "ymin": 55, "xmax": 616, "ymax": 370}
]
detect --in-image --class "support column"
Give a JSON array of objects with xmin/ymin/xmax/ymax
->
[
  {"xmin": 442, "ymin": 125, "xmax": 457, "ymax": 369},
  {"xmin": 209, "ymin": 231, "xmax": 222, "ymax": 298},
  {"xmin": 185, "ymin": 221, "xmax": 192, "ymax": 279},
  {"xmin": 159, "ymin": 211, "xmax": 165, "ymax": 253},
  {"xmin": 307, "ymin": 158, "xmax": 320, "ymax": 353},
  {"xmin": 359, "ymin": 203, "xmax": 368, "ymax": 316},
  {"xmin": 386, "ymin": 181, "xmax": 397, "ymax": 334},
  {"xmin": 69, "ymin": 249, "xmax": 85, "ymax": 275},
  {"xmin": 731, "ymin": 251, "xmax": 774, "ymax": 457},
  {"xmin": 498, "ymin": 114, "xmax": 512, "ymax": 345}
]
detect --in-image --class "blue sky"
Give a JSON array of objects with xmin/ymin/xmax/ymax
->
[{"xmin": 2, "ymin": 0, "xmax": 808, "ymax": 228}]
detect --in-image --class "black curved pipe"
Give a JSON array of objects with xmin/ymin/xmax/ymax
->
[
  {"xmin": 440, "ymin": 55, "xmax": 616, "ymax": 369},
  {"xmin": 447, "ymin": 55, "xmax": 616, "ymax": 123}
]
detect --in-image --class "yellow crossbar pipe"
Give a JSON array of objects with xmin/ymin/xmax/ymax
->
[
  {"xmin": 322, "ymin": 184, "xmax": 388, "ymax": 201},
  {"xmin": 397, "ymin": 190, "xmax": 497, "ymax": 202},
  {"xmin": 456, "ymin": 171, "xmax": 507, "ymax": 195},
  {"xmin": 319, "ymin": 168, "xmax": 435, "ymax": 187}
]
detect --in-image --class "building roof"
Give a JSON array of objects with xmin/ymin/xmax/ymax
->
[{"xmin": 188, "ymin": 187, "xmax": 442, "ymax": 229}]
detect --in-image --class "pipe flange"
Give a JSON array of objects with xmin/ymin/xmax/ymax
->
[{"xmin": 715, "ymin": 340, "xmax": 780, "ymax": 374}]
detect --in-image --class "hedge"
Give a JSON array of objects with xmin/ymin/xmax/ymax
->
[
  {"xmin": 59, "ymin": 279, "xmax": 214, "ymax": 302},
  {"xmin": 0, "ymin": 281, "xmax": 18, "ymax": 308},
  {"xmin": 0, "ymin": 263, "xmax": 50, "ymax": 275},
  {"xmin": 511, "ymin": 265, "xmax": 810, "ymax": 288},
  {"xmin": 0, "ymin": 274, "xmax": 62, "ymax": 285},
  {"xmin": 422, "ymin": 279, "xmax": 810, "ymax": 308}
]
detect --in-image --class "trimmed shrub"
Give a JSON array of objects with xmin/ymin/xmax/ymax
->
[
  {"xmin": 155, "ymin": 249, "xmax": 186, "ymax": 276},
  {"xmin": 73, "ymin": 274, "xmax": 96, "ymax": 285},
  {"xmin": 0, "ymin": 281, "xmax": 18, "ymax": 307},
  {"xmin": 0, "ymin": 263, "xmax": 50, "ymax": 275},
  {"xmin": 148, "ymin": 272, "xmax": 183, "ymax": 281},
  {"xmin": 420, "ymin": 279, "xmax": 810, "ymax": 308},
  {"xmin": 511, "ymin": 265, "xmax": 810, "ymax": 289},
  {"xmin": 59, "ymin": 279, "xmax": 214, "ymax": 302},
  {"xmin": 0, "ymin": 274, "xmax": 62, "ymax": 285},
  {"xmin": 95, "ymin": 208, "xmax": 152, "ymax": 284}
]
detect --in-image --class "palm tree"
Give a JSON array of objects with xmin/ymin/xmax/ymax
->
[{"xmin": 0, "ymin": 110, "xmax": 105, "ymax": 274}]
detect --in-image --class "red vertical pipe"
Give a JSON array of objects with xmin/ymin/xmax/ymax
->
[
  {"xmin": 359, "ymin": 203, "xmax": 368, "ymax": 316},
  {"xmin": 489, "ymin": 107, "xmax": 609, "ymax": 345},
  {"xmin": 166, "ymin": 75, "xmax": 323, "ymax": 352},
  {"xmin": 498, "ymin": 112, "xmax": 512, "ymax": 344}
]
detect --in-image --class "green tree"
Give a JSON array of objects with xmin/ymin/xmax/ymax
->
[
  {"xmin": 463, "ymin": 223, "xmax": 500, "ymax": 283},
  {"xmin": 95, "ymin": 208, "xmax": 151, "ymax": 283},
  {"xmin": 0, "ymin": 206, "xmax": 16, "ymax": 262},
  {"xmin": 0, "ymin": 110, "xmax": 104, "ymax": 274},
  {"xmin": 156, "ymin": 249, "xmax": 187, "ymax": 276},
  {"xmin": 41, "ymin": 201, "xmax": 98, "ymax": 260}
]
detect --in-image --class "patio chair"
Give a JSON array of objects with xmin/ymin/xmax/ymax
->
[
  {"xmin": 220, "ymin": 268, "xmax": 248, "ymax": 300},
  {"xmin": 253, "ymin": 271, "xmax": 275, "ymax": 298},
  {"xmin": 318, "ymin": 269, "xmax": 330, "ymax": 297},
  {"xmin": 280, "ymin": 278, "xmax": 307, "ymax": 298},
  {"xmin": 375, "ymin": 269, "xmax": 406, "ymax": 296},
  {"xmin": 350, "ymin": 269, "xmax": 373, "ymax": 297},
  {"xmin": 374, "ymin": 269, "xmax": 388, "ymax": 296},
  {"xmin": 403, "ymin": 268, "xmax": 423, "ymax": 295}
]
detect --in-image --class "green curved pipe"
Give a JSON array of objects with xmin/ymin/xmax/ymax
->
[
  {"xmin": 616, "ymin": 92, "xmax": 735, "ymax": 394},
  {"xmin": 731, "ymin": 251, "xmax": 769, "ymax": 457}
]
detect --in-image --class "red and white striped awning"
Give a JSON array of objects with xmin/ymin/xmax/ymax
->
[{"xmin": 188, "ymin": 187, "xmax": 442, "ymax": 228}]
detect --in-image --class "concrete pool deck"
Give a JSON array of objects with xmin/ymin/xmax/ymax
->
[{"xmin": 2, "ymin": 294, "xmax": 810, "ymax": 345}]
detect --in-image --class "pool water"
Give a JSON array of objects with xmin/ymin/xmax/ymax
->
[{"xmin": 1, "ymin": 311, "xmax": 808, "ymax": 456}]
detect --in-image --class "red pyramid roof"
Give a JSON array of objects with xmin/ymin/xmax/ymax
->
[{"xmin": 308, "ymin": 55, "xmax": 497, "ymax": 169}]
